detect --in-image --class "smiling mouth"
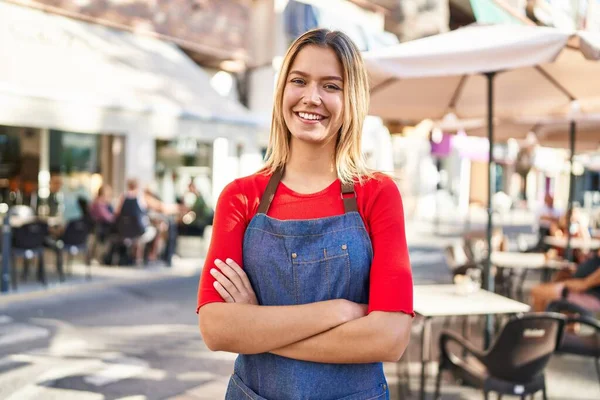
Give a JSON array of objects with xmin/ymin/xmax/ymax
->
[{"xmin": 295, "ymin": 112, "xmax": 326, "ymax": 122}]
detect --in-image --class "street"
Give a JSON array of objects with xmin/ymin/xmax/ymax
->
[{"xmin": 0, "ymin": 275, "xmax": 233, "ymax": 400}]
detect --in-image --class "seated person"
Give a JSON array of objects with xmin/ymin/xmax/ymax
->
[
  {"xmin": 537, "ymin": 194, "xmax": 562, "ymax": 237},
  {"xmin": 115, "ymin": 178, "xmax": 157, "ymax": 264},
  {"xmin": 530, "ymin": 250, "xmax": 600, "ymax": 313},
  {"xmin": 527, "ymin": 194, "xmax": 562, "ymax": 252},
  {"xmin": 90, "ymin": 185, "xmax": 115, "ymax": 225},
  {"xmin": 552, "ymin": 207, "xmax": 591, "ymax": 263}
]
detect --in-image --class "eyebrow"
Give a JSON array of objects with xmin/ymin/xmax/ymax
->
[{"xmin": 288, "ymin": 70, "xmax": 343, "ymax": 82}]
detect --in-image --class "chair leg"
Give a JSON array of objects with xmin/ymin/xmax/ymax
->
[
  {"xmin": 434, "ymin": 363, "xmax": 443, "ymax": 400},
  {"xmin": 37, "ymin": 253, "xmax": 47, "ymax": 286},
  {"xmin": 11, "ymin": 255, "xmax": 17, "ymax": 290},
  {"xmin": 595, "ymin": 357, "xmax": 600, "ymax": 387},
  {"xmin": 56, "ymin": 250, "xmax": 65, "ymax": 282},
  {"xmin": 542, "ymin": 384, "xmax": 548, "ymax": 400},
  {"xmin": 483, "ymin": 390, "xmax": 489, "ymax": 400},
  {"xmin": 22, "ymin": 257, "xmax": 30, "ymax": 281},
  {"xmin": 84, "ymin": 246, "xmax": 92, "ymax": 280},
  {"xmin": 516, "ymin": 269, "xmax": 528, "ymax": 301},
  {"xmin": 66, "ymin": 253, "xmax": 72, "ymax": 275}
]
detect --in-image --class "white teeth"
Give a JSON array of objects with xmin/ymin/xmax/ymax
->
[{"xmin": 298, "ymin": 112, "xmax": 323, "ymax": 121}]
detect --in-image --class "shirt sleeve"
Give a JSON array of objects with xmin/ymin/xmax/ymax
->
[
  {"xmin": 365, "ymin": 177, "xmax": 414, "ymax": 316},
  {"xmin": 196, "ymin": 179, "xmax": 249, "ymax": 312}
]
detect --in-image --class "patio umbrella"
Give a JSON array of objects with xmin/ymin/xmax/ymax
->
[{"xmin": 363, "ymin": 24, "xmax": 600, "ymax": 347}]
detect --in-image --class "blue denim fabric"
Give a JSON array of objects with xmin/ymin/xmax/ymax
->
[{"xmin": 224, "ymin": 211, "xmax": 389, "ymax": 400}]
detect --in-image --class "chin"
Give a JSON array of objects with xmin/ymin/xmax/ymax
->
[{"xmin": 291, "ymin": 130, "xmax": 332, "ymax": 145}]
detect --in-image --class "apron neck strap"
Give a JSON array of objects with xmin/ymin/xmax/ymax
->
[
  {"xmin": 257, "ymin": 166, "xmax": 358, "ymax": 215},
  {"xmin": 257, "ymin": 166, "xmax": 284, "ymax": 215}
]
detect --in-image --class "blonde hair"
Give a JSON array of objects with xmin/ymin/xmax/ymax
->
[{"xmin": 263, "ymin": 29, "xmax": 373, "ymax": 184}]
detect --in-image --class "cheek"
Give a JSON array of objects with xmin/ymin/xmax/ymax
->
[
  {"xmin": 329, "ymin": 97, "xmax": 345, "ymax": 124},
  {"xmin": 282, "ymin": 87, "xmax": 301, "ymax": 109}
]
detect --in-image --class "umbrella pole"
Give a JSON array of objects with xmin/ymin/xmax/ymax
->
[
  {"xmin": 484, "ymin": 72, "xmax": 496, "ymax": 349},
  {"xmin": 566, "ymin": 120, "xmax": 576, "ymax": 260}
]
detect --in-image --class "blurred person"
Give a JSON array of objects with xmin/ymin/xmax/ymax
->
[
  {"xmin": 90, "ymin": 184, "xmax": 115, "ymax": 225},
  {"xmin": 47, "ymin": 174, "xmax": 63, "ymax": 217},
  {"xmin": 179, "ymin": 177, "xmax": 213, "ymax": 236},
  {"xmin": 551, "ymin": 206, "xmax": 592, "ymax": 263},
  {"xmin": 116, "ymin": 178, "xmax": 157, "ymax": 264},
  {"xmin": 536, "ymin": 194, "xmax": 562, "ymax": 237},
  {"xmin": 197, "ymin": 29, "xmax": 413, "ymax": 399},
  {"xmin": 531, "ymin": 249, "xmax": 600, "ymax": 313},
  {"xmin": 524, "ymin": 194, "xmax": 563, "ymax": 253}
]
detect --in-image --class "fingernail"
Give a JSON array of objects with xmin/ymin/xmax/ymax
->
[
  {"xmin": 226, "ymin": 258, "xmax": 233, "ymax": 264},
  {"xmin": 214, "ymin": 259, "xmax": 222, "ymax": 265},
  {"xmin": 210, "ymin": 269, "xmax": 216, "ymax": 275}
]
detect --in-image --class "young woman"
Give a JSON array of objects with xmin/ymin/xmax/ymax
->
[{"xmin": 197, "ymin": 29, "xmax": 413, "ymax": 400}]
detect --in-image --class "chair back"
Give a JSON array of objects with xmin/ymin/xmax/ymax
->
[
  {"xmin": 485, "ymin": 313, "xmax": 565, "ymax": 383},
  {"xmin": 62, "ymin": 218, "xmax": 90, "ymax": 247},
  {"xmin": 115, "ymin": 197, "xmax": 147, "ymax": 239},
  {"xmin": 12, "ymin": 220, "xmax": 49, "ymax": 249}
]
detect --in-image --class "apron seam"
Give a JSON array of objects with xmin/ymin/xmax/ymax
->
[
  {"xmin": 246, "ymin": 225, "xmax": 365, "ymax": 238},
  {"xmin": 232, "ymin": 375, "xmax": 260, "ymax": 399}
]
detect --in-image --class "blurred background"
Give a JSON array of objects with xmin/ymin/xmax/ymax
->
[{"xmin": 1, "ymin": 1, "xmax": 600, "ymax": 400}]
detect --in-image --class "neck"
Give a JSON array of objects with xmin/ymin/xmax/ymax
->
[{"xmin": 283, "ymin": 137, "xmax": 337, "ymax": 192}]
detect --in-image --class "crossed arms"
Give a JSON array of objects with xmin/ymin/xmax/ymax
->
[{"xmin": 198, "ymin": 258, "xmax": 412, "ymax": 364}]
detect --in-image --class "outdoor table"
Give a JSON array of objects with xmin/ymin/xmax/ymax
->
[
  {"xmin": 413, "ymin": 284, "xmax": 530, "ymax": 400},
  {"xmin": 491, "ymin": 251, "xmax": 572, "ymax": 286},
  {"xmin": 543, "ymin": 236, "xmax": 600, "ymax": 251}
]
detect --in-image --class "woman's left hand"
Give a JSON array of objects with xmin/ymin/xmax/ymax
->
[{"xmin": 210, "ymin": 258, "xmax": 259, "ymax": 305}]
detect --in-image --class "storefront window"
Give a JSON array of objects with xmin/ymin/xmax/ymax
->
[
  {"xmin": 155, "ymin": 139, "xmax": 213, "ymax": 205},
  {"xmin": 49, "ymin": 130, "xmax": 101, "ymax": 220},
  {"xmin": 0, "ymin": 125, "xmax": 40, "ymax": 209}
]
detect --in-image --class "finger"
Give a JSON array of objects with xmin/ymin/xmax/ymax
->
[
  {"xmin": 210, "ymin": 268, "xmax": 239, "ymax": 297},
  {"xmin": 213, "ymin": 281, "xmax": 235, "ymax": 303},
  {"xmin": 225, "ymin": 258, "xmax": 254, "ymax": 292},
  {"xmin": 215, "ymin": 259, "xmax": 246, "ymax": 294}
]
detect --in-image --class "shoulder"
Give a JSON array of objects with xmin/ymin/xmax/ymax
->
[
  {"xmin": 222, "ymin": 171, "xmax": 270, "ymax": 198},
  {"xmin": 216, "ymin": 171, "xmax": 271, "ymax": 216},
  {"xmin": 356, "ymin": 172, "xmax": 400, "ymax": 199}
]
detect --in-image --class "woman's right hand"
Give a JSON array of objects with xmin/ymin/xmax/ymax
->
[{"xmin": 210, "ymin": 258, "xmax": 259, "ymax": 305}]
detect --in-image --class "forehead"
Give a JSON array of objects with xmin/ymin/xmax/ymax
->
[{"xmin": 289, "ymin": 45, "xmax": 343, "ymax": 78}]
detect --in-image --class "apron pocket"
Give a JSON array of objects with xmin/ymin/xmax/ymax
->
[
  {"xmin": 225, "ymin": 374, "xmax": 268, "ymax": 400},
  {"xmin": 336, "ymin": 383, "xmax": 388, "ymax": 400},
  {"xmin": 292, "ymin": 243, "xmax": 350, "ymax": 303}
]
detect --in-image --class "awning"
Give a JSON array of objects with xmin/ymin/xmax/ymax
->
[{"xmin": 0, "ymin": 2, "xmax": 262, "ymax": 138}]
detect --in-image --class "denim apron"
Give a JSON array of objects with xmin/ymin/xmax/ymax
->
[{"xmin": 225, "ymin": 168, "xmax": 389, "ymax": 400}]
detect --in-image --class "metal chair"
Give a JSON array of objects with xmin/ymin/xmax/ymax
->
[
  {"xmin": 547, "ymin": 300, "xmax": 600, "ymax": 385},
  {"xmin": 47, "ymin": 218, "xmax": 91, "ymax": 280},
  {"xmin": 11, "ymin": 220, "xmax": 49, "ymax": 289},
  {"xmin": 434, "ymin": 312, "xmax": 566, "ymax": 400},
  {"xmin": 111, "ymin": 214, "xmax": 147, "ymax": 266}
]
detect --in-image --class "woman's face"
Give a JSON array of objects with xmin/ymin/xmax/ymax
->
[{"xmin": 282, "ymin": 45, "xmax": 345, "ymax": 146}]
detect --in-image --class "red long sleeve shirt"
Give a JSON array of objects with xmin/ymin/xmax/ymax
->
[{"xmin": 197, "ymin": 171, "xmax": 414, "ymax": 316}]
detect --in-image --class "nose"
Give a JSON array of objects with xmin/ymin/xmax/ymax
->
[{"xmin": 302, "ymin": 82, "xmax": 321, "ymax": 106}]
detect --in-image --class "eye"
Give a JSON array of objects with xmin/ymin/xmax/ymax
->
[
  {"xmin": 324, "ymin": 84, "xmax": 342, "ymax": 91},
  {"xmin": 290, "ymin": 78, "xmax": 305, "ymax": 85}
]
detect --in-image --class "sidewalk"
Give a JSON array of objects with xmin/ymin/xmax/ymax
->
[{"xmin": 0, "ymin": 236, "xmax": 206, "ymax": 308}]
